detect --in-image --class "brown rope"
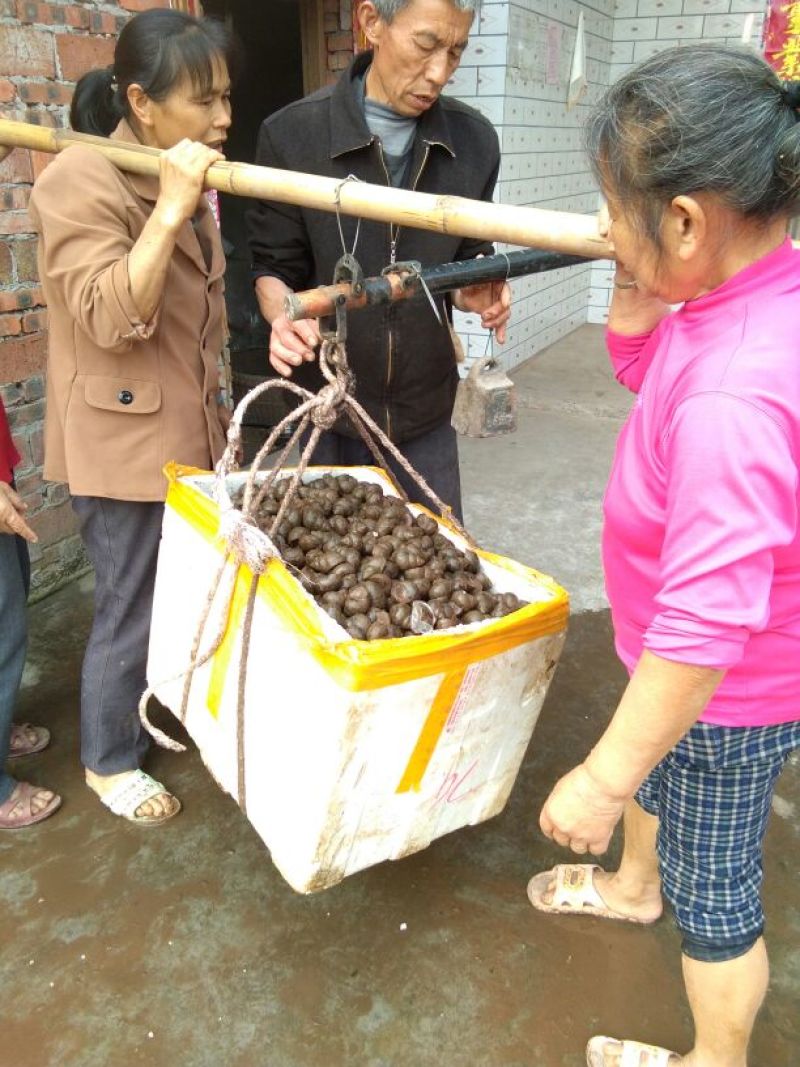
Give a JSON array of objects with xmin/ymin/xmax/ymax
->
[{"xmin": 139, "ymin": 336, "xmax": 475, "ymax": 766}]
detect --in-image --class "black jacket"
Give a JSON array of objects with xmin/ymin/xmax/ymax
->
[{"xmin": 247, "ymin": 51, "xmax": 500, "ymax": 444}]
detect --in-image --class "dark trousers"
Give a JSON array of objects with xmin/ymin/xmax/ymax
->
[
  {"xmin": 302, "ymin": 419, "xmax": 463, "ymax": 522},
  {"xmin": 71, "ymin": 497, "xmax": 164, "ymax": 776},
  {"xmin": 0, "ymin": 527, "xmax": 30, "ymax": 805}
]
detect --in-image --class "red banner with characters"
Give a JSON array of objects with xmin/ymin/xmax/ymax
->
[{"xmin": 764, "ymin": 0, "xmax": 800, "ymax": 78}]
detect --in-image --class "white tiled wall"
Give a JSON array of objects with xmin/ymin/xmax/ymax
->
[
  {"xmin": 587, "ymin": 0, "xmax": 766, "ymax": 324},
  {"xmin": 451, "ymin": 0, "xmax": 614, "ymax": 371},
  {"xmin": 447, "ymin": 0, "xmax": 768, "ymax": 359}
]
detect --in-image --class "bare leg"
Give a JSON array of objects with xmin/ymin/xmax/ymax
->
[
  {"xmin": 681, "ymin": 939, "xmax": 768, "ymax": 1067},
  {"xmin": 589, "ymin": 939, "xmax": 769, "ymax": 1066},
  {"xmin": 602, "ymin": 797, "xmax": 662, "ymax": 914}
]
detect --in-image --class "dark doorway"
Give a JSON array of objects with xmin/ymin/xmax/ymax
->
[{"xmin": 203, "ymin": 0, "xmax": 306, "ymax": 452}]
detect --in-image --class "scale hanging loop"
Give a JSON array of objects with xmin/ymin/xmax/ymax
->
[{"xmin": 320, "ymin": 252, "xmax": 365, "ymax": 344}]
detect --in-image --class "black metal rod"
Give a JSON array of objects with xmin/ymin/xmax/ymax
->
[
  {"xmin": 286, "ymin": 248, "xmax": 590, "ymax": 322},
  {"xmin": 415, "ymin": 249, "xmax": 590, "ymax": 293}
]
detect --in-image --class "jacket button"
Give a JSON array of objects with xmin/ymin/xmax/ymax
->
[{"xmin": 118, "ymin": 389, "xmax": 134, "ymax": 405}]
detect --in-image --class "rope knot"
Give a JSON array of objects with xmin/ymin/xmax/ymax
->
[
  {"xmin": 311, "ymin": 382, "xmax": 345, "ymax": 430},
  {"xmin": 218, "ymin": 504, "xmax": 277, "ymax": 573}
]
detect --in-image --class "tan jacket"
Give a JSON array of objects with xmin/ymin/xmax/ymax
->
[{"xmin": 28, "ymin": 120, "xmax": 227, "ymax": 501}]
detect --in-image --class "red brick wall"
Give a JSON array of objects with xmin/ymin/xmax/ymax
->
[
  {"xmin": 324, "ymin": 0, "xmax": 355, "ymax": 82},
  {"xmin": 0, "ymin": 0, "xmax": 351, "ymax": 597}
]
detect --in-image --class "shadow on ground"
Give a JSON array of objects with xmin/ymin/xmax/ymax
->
[{"xmin": 2, "ymin": 578, "xmax": 797, "ymax": 1067}]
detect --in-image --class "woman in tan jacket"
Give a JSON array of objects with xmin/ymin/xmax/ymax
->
[{"xmin": 28, "ymin": 8, "xmax": 234, "ymax": 825}]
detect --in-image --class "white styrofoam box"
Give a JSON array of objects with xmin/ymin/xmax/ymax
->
[{"xmin": 147, "ymin": 468, "xmax": 568, "ymax": 894}]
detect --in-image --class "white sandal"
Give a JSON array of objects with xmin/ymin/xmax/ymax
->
[
  {"xmin": 93, "ymin": 769, "xmax": 181, "ymax": 826},
  {"xmin": 527, "ymin": 864, "xmax": 660, "ymax": 925},
  {"xmin": 586, "ymin": 1036, "xmax": 679, "ymax": 1066}
]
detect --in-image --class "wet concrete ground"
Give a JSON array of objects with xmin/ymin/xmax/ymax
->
[{"xmin": 2, "ymin": 326, "xmax": 798, "ymax": 1067}]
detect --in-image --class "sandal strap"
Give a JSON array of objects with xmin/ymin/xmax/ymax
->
[
  {"xmin": 101, "ymin": 770, "xmax": 169, "ymax": 818},
  {"xmin": 0, "ymin": 780, "xmax": 59, "ymax": 826},
  {"xmin": 590, "ymin": 1037, "xmax": 676, "ymax": 1067},
  {"xmin": 620, "ymin": 1041, "xmax": 676, "ymax": 1067},
  {"xmin": 552, "ymin": 864, "xmax": 604, "ymax": 910}
]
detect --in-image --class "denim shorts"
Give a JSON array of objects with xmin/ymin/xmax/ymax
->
[{"xmin": 635, "ymin": 719, "xmax": 800, "ymax": 962}]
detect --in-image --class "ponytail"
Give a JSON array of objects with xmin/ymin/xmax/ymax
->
[{"xmin": 70, "ymin": 66, "xmax": 124, "ymax": 136}]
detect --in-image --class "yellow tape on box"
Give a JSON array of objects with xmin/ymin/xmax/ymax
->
[{"xmin": 164, "ymin": 461, "xmax": 569, "ymax": 695}]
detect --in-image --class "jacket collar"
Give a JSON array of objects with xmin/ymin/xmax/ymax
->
[
  {"xmin": 110, "ymin": 119, "xmax": 224, "ymax": 280},
  {"xmin": 110, "ymin": 118, "xmax": 161, "ymax": 202},
  {"xmin": 330, "ymin": 50, "xmax": 456, "ymax": 160}
]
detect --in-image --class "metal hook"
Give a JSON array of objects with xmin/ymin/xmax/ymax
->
[
  {"xmin": 333, "ymin": 173, "xmax": 363, "ymax": 258},
  {"xmin": 320, "ymin": 252, "xmax": 365, "ymax": 344}
]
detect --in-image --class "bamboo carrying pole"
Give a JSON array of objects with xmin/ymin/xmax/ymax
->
[{"xmin": 0, "ymin": 118, "xmax": 612, "ymax": 260}]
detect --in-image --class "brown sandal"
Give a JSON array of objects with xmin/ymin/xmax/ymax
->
[
  {"xmin": 0, "ymin": 780, "xmax": 62, "ymax": 829},
  {"xmin": 8, "ymin": 723, "xmax": 51, "ymax": 759}
]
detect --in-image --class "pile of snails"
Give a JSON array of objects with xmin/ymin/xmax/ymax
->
[{"xmin": 233, "ymin": 474, "xmax": 527, "ymax": 641}]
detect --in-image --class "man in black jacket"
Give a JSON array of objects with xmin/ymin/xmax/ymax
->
[{"xmin": 247, "ymin": 0, "xmax": 510, "ymax": 520}]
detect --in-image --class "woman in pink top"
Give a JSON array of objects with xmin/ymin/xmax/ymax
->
[{"xmin": 527, "ymin": 46, "xmax": 800, "ymax": 1067}]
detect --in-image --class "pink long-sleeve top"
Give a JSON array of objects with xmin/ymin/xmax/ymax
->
[{"xmin": 603, "ymin": 238, "xmax": 800, "ymax": 727}]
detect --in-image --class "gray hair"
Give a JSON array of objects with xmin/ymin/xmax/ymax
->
[
  {"xmin": 586, "ymin": 44, "xmax": 800, "ymax": 245},
  {"xmin": 371, "ymin": 0, "xmax": 479, "ymax": 22}
]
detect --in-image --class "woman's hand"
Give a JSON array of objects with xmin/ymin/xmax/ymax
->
[
  {"xmin": 540, "ymin": 653, "xmax": 725, "ymax": 856},
  {"xmin": 130, "ymin": 140, "xmax": 224, "ymax": 324},
  {"xmin": 539, "ymin": 762, "xmax": 628, "ymax": 856},
  {"xmin": 153, "ymin": 139, "xmax": 224, "ymax": 233},
  {"xmin": 0, "ymin": 482, "xmax": 37, "ymax": 543}
]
